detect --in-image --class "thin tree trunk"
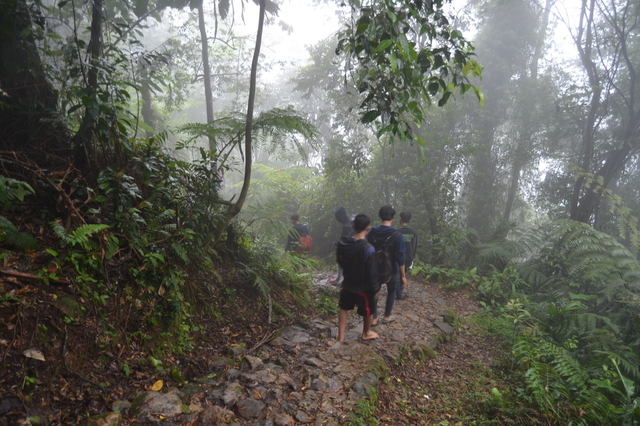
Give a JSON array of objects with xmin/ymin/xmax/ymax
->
[
  {"xmin": 570, "ymin": 0, "xmax": 600, "ymax": 221},
  {"xmin": 139, "ymin": 59, "xmax": 157, "ymax": 138},
  {"xmin": 198, "ymin": 1, "xmax": 215, "ymax": 152},
  {"xmin": 72, "ymin": 0, "xmax": 103, "ymax": 173},
  {"xmin": 211, "ymin": 0, "xmax": 266, "ymax": 245}
]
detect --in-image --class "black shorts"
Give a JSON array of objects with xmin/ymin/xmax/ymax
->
[{"xmin": 338, "ymin": 289, "xmax": 374, "ymax": 317}]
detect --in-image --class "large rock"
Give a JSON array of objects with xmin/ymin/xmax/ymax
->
[
  {"xmin": 223, "ymin": 381, "xmax": 243, "ymax": 405},
  {"xmin": 274, "ymin": 413, "xmax": 295, "ymax": 426},
  {"xmin": 198, "ymin": 405, "xmax": 236, "ymax": 424},
  {"xmin": 280, "ymin": 326, "xmax": 310, "ymax": 343},
  {"xmin": 236, "ymin": 398, "xmax": 266, "ymax": 419},
  {"xmin": 84, "ymin": 412, "xmax": 122, "ymax": 426},
  {"xmin": 130, "ymin": 391, "xmax": 183, "ymax": 420}
]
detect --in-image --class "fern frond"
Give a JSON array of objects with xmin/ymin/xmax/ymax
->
[
  {"xmin": 595, "ymin": 349, "xmax": 640, "ymax": 380},
  {"xmin": 170, "ymin": 241, "xmax": 190, "ymax": 264},
  {"xmin": 476, "ymin": 242, "xmax": 512, "ymax": 262},
  {"xmin": 0, "ymin": 215, "xmax": 37, "ymax": 250},
  {"xmin": 49, "ymin": 221, "xmax": 72, "ymax": 244},
  {"xmin": 69, "ymin": 224, "xmax": 110, "ymax": 250}
]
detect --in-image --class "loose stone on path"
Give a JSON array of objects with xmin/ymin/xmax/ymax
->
[{"xmin": 85, "ymin": 277, "xmax": 466, "ymax": 425}]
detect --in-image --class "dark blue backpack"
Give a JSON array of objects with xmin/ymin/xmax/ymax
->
[{"xmin": 371, "ymin": 231, "xmax": 401, "ymax": 284}]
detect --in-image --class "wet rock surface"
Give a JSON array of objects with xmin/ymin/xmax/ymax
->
[{"xmin": 86, "ymin": 276, "xmax": 477, "ymax": 425}]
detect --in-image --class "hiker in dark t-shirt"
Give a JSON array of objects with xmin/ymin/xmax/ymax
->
[
  {"xmin": 336, "ymin": 214, "xmax": 381, "ymax": 341},
  {"xmin": 397, "ymin": 211, "xmax": 418, "ymax": 300},
  {"xmin": 285, "ymin": 214, "xmax": 309, "ymax": 252}
]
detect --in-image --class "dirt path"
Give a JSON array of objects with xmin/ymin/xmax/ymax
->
[
  {"xmin": 313, "ymin": 273, "xmax": 508, "ymax": 425},
  {"xmin": 1, "ymin": 273, "xmax": 507, "ymax": 425}
]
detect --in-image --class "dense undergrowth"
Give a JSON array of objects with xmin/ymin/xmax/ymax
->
[
  {"xmin": 411, "ymin": 221, "xmax": 640, "ymax": 426},
  {"xmin": 0, "ymin": 139, "xmax": 320, "ymax": 423}
]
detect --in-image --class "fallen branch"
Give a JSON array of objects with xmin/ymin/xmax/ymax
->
[
  {"xmin": 244, "ymin": 329, "xmax": 278, "ymax": 356},
  {"xmin": 0, "ymin": 269, "xmax": 72, "ymax": 286}
]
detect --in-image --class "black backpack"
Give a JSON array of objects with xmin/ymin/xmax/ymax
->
[{"xmin": 371, "ymin": 231, "xmax": 401, "ymax": 284}]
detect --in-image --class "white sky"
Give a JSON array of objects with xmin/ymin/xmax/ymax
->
[
  {"xmin": 235, "ymin": 0, "xmax": 341, "ymax": 66},
  {"xmin": 271, "ymin": 1, "xmax": 341, "ymax": 61}
]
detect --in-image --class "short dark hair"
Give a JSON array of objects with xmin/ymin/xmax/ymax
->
[
  {"xmin": 400, "ymin": 211, "xmax": 412, "ymax": 223},
  {"xmin": 379, "ymin": 205, "xmax": 395, "ymax": 221},
  {"xmin": 352, "ymin": 214, "xmax": 370, "ymax": 233},
  {"xmin": 290, "ymin": 214, "xmax": 300, "ymax": 222}
]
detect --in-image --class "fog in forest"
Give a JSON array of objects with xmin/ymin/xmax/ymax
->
[{"xmin": 2, "ymin": 0, "xmax": 640, "ymax": 423}]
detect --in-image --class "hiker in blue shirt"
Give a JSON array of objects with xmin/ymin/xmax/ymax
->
[{"xmin": 367, "ymin": 205, "xmax": 406, "ymax": 325}]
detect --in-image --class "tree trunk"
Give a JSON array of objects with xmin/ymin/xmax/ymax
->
[
  {"xmin": 139, "ymin": 59, "xmax": 157, "ymax": 138},
  {"xmin": 0, "ymin": 0, "xmax": 69, "ymax": 154},
  {"xmin": 503, "ymin": 159, "xmax": 523, "ymax": 221},
  {"xmin": 503, "ymin": 0, "xmax": 554, "ymax": 222},
  {"xmin": 465, "ymin": 118, "xmax": 497, "ymax": 237},
  {"xmin": 198, "ymin": 1, "xmax": 215, "ymax": 152},
  {"xmin": 211, "ymin": 0, "xmax": 266, "ymax": 246},
  {"xmin": 71, "ymin": 0, "xmax": 104, "ymax": 173}
]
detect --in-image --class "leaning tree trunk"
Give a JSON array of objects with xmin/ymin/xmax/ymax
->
[{"xmin": 210, "ymin": 0, "xmax": 266, "ymax": 246}]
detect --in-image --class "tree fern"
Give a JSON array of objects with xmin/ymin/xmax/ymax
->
[
  {"xmin": 178, "ymin": 106, "xmax": 318, "ymax": 168},
  {"xmin": 516, "ymin": 220, "xmax": 640, "ymax": 341}
]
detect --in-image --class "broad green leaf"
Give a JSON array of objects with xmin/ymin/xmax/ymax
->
[
  {"xmin": 356, "ymin": 23, "xmax": 369, "ymax": 34},
  {"xmin": 438, "ymin": 91, "xmax": 451, "ymax": 107},
  {"xmin": 428, "ymin": 82, "xmax": 439, "ymax": 96},
  {"xmin": 377, "ymin": 39, "xmax": 394, "ymax": 52},
  {"xmin": 361, "ymin": 110, "xmax": 381, "ymax": 123},
  {"xmin": 386, "ymin": 10, "xmax": 397, "ymax": 22},
  {"xmin": 462, "ymin": 61, "xmax": 472, "ymax": 76},
  {"xmin": 389, "ymin": 52, "xmax": 398, "ymax": 71},
  {"xmin": 397, "ymin": 33, "xmax": 410, "ymax": 60}
]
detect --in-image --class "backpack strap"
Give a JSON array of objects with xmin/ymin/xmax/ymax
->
[{"xmin": 383, "ymin": 231, "xmax": 401, "ymax": 248}]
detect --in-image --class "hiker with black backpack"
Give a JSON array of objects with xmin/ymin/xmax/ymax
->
[
  {"xmin": 285, "ymin": 214, "xmax": 312, "ymax": 253},
  {"xmin": 367, "ymin": 205, "xmax": 406, "ymax": 325},
  {"xmin": 336, "ymin": 214, "xmax": 381, "ymax": 341}
]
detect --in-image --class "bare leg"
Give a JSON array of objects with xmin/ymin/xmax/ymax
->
[
  {"xmin": 338, "ymin": 309, "xmax": 348, "ymax": 342},
  {"xmin": 361, "ymin": 315, "xmax": 380, "ymax": 340}
]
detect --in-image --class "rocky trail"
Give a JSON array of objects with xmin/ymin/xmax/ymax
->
[{"xmin": 2, "ymin": 275, "xmax": 504, "ymax": 426}]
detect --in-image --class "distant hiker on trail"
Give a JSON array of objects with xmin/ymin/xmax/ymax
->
[
  {"xmin": 336, "ymin": 214, "xmax": 381, "ymax": 342},
  {"xmin": 285, "ymin": 214, "xmax": 312, "ymax": 253},
  {"xmin": 331, "ymin": 206, "xmax": 354, "ymax": 284},
  {"xmin": 367, "ymin": 205, "xmax": 406, "ymax": 325},
  {"xmin": 397, "ymin": 211, "xmax": 418, "ymax": 300}
]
